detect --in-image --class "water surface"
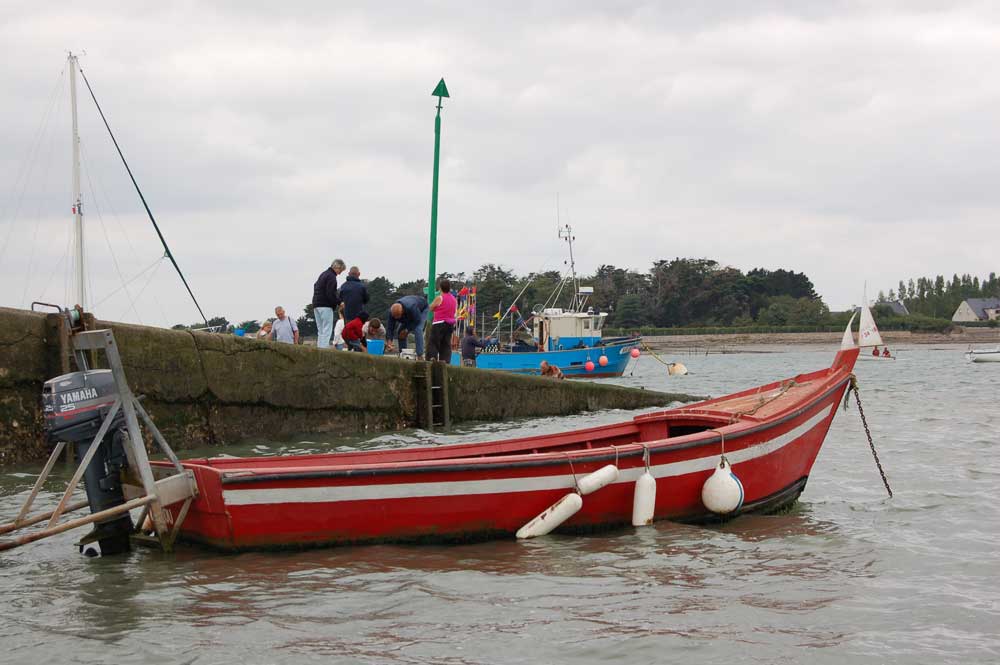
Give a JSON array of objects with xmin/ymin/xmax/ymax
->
[{"xmin": 2, "ymin": 345, "xmax": 997, "ymax": 663}]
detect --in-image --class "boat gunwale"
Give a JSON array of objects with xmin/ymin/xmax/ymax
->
[
  {"xmin": 476, "ymin": 337, "xmax": 639, "ymax": 358},
  {"xmin": 187, "ymin": 357, "xmax": 841, "ymax": 472},
  {"xmin": 210, "ymin": 371, "xmax": 852, "ymax": 486}
]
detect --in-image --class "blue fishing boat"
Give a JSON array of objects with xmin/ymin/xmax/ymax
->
[{"xmin": 455, "ymin": 225, "xmax": 642, "ymax": 378}]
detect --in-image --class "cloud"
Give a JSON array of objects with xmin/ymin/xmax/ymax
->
[{"xmin": 2, "ymin": 1, "xmax": 999, "ymax": 325}]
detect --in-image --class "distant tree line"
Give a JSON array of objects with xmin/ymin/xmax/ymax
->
[
  {"xmin": 172, "ymin": 258, "xmax": 837, "ymax": 334},
  {"xmin": 877, "ymin": 272, "xmax": 1000, "ymax": 320}
]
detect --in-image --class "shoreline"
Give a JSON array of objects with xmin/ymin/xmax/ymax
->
[{"xmin": 642, "ymin": 328, "xmax": 1000, "ymax": 352}]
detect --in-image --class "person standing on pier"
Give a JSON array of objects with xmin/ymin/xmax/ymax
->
[
  {"xmin": 461, "ymin": 327, "xmax": 488, "ymax": 367},
  {"xmin": 427, "ymin": 278, "xmax": 457, "ymax": 362},
  {"xmin": 312, "ymin": 259, "xmax": 345, "ymax": 349},
  {"xmin": 270, "ymin": 306, "xmax": 299, "ymax": 345},
  {"xmin": 386, "ymin": 295, "xmax": 429, "ymax": 357},
  {"xmin": 338, "ymin": 266, "xmax": 369, "ymax": 322}
]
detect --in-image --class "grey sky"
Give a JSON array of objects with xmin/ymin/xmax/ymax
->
[{"xmin": 2, "ymin": 1, "xmax": 998, "ymax": 325}]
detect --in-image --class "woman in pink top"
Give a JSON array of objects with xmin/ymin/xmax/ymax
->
[{"xmin": 427, "ymin": 278, "xmax": 458, "ymax": 362}]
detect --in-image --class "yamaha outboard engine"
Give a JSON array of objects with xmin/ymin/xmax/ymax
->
[{"xmin": 42, "ymin": 369, "xmax": 133, "ymax": 555}]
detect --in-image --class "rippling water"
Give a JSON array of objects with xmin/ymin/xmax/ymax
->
[{"xmin": 2, "ymin": 345, "xmax": 998, "ymax": 664}]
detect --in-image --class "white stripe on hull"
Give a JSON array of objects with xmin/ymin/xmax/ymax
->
[{"xmin": 223, "ymin": 403, "xmax": 838, "ymax": 506}]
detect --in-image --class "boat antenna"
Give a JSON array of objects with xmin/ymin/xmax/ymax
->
[
  {"xmin": 76, "ymin": 62, "xmax": 209, "ymax": 327},
  {"xmin": 558, "ymin": 222, "xmax": 579, "ymax": 311}
]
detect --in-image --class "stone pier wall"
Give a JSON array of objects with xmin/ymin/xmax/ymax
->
[{"xmin": 0, "ymin": 307, "xmax": 691, "ymax": 465}]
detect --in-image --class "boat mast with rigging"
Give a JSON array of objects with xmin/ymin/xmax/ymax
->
[{"xmin": 68, "ymin": 51, "xmax": 86, "ymax": 309}]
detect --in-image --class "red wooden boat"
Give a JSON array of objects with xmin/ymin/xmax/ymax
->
[{"xmin": 158, "ymin": 347, "xmax": 860, "ymax": 550}]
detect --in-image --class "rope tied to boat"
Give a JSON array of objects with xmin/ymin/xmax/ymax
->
[
  {"xmin": 706, "ymin": 429, "xmax": 730, "ymax": 467},
  {"xmin": 726, "ymin": 379, "xmax": 798, "ymax": 425},
  {"xmin": 565, "ymin": 454, "xmax": 581, "ymax": 494},
  {"xmin": 844, "ymin": 373, "xmax": 893, "ymax": 498}
]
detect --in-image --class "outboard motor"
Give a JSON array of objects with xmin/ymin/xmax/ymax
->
[{"xmin": 42, "ymin": 369, "xmax": 133, "ymax": 555}]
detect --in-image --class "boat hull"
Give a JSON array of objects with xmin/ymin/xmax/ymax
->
[
  {"xmin": 160, "ymin": 349, "xmax": 859, "ymax": 551},
  {"xmin": 468, "ymin": 338, "xmax": 640, "ymax": 377},
  {"xmin": 967, "ymin": 349, "xmax": 1000, "ymax": 362}
]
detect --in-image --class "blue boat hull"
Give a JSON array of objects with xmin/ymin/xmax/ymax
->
[{"xmin": 456, "ymin": 338, "xmax": 641, "ymax": 378}]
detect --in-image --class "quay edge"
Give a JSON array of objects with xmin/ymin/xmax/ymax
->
[{"xmin": 0, "ymin": 307, "xmax": 698, "ymax": 465}]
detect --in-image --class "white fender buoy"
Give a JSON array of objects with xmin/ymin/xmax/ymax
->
[
  {"xmin": 516, "ymin": 492, "xmax": 584, "ymax": 539},
  {"xmin": 701, "ymin": 456, "xmax": 744, "ymax": 514},
  {"xmin": 668, "ymin": 362, "xmax": 688, "ymax": 376},
  {"xmin": 631, "ymin": 471, "xmax": 657, "ymax": 526},
  {"xmin": 577, "ymin": 464, "xmax": 619, "ymax": 496}
]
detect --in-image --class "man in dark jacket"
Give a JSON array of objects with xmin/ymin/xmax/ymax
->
[
  {"xmin": 338, "ymin": 266, "xmax": 369, "ymax": 322},
  {"xmin": 460, "ymin": 328, "xmax": 488, "ymax": 367},
  {"xmin": 385, "ymin": 294, "xmax": 429, "ymax": 357},
  {"xmin": 312, "ymin": 259, "xmax": 345, "ymax": 349}
]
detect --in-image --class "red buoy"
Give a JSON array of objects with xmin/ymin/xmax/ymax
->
[
  {"xmin": 630, "ymin": 348, "xmax": 640, "ymax": 359},
  {"xmin": 585, "ymin": 361, "xmax": 595, "ymax": 372}
]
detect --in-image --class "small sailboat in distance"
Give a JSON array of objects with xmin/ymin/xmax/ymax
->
[{"xmin": 858, "ymin": 303, "xmax": 895, "ymax": 360}]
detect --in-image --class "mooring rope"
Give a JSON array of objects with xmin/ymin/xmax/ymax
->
[
  {"xmin": 843, "ymin": 373, "xmax": 893, "ymax": 498},
  {"xmin": 640, "ymin": 339, "xmax": 675, "ymax": 368},
  {"xmin": 565, "ymin": 454, "xmax": 581, "ymax": 494}
]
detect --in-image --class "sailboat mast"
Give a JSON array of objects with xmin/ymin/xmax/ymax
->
[{"xmin": 68, "ymin": 52, "xmax": 86, "ymax": 308}]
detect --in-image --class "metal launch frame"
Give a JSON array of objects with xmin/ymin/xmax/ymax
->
[{"xmin": 0, "ymin": 329, "xmax": 197, "ymax": 553}]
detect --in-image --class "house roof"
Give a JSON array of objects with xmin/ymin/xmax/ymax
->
[
  {"xmin": 886, "ymin": 300, "xmax": 909, "ymax": 316},
  {"xmin": 857, "ymin": 300, "xmax": 909, "ymax": 316},
  {"xmin": 963, "ymin": 298, "xmax": 1000, "ymax": 319}
]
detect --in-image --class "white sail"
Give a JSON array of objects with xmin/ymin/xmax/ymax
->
[
  {"xmin": 858, "ymin": 305, "xmax": 884, "ymax": 347},
  {"xmin": 840, "ymin": 312, "xmax": 857, "ymax": 349}
]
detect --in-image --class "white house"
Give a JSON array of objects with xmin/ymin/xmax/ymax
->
[{"xmin": 952, "ymin": 298, "xmax": 1000, "ymax": 322}]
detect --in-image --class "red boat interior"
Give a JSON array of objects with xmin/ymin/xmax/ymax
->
[{"xmin": 176, "ymin": 351, "xmax": 856, "ymax": 477}]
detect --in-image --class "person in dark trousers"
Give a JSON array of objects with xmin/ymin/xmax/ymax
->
[
  {"xmin": 341, "ymin": 312, "xmax": 369, "ymax": 352},
  {"xmin": 312, "ymin": 259, "xmax": 344, "ymax": 349},
  {"xmin": 338, "ymin": 266, "xmax": 369, "ymax": 322},
  {"xmin": 386, "ymin": 294, "xmax": 429, "ymax": 357},
  {"xmin": 461, "ymin": 327, "xmax": 488, "ymax": 367},
  {"xmin": 427, "ymin": 279, "xmax": 457, "ymax": 362}
]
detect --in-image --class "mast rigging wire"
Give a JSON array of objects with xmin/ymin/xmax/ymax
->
[
  {"xmin": 80, "ymin": 141, "xmax": 143, "ymax": 324},
  {"xmin": 76, "ymin": 64, "xmax": 209, "ymax": 327},
  {"xmin": 19, "ymin": 91, "xmax": 66, "ymax": 308},
  {"xmin": 0, "ymin": 65, "xmax": 66, "ymax": 268},
  {"xmin": 92, "ymin": 256, "xmax": 165, "ymax": 309}
]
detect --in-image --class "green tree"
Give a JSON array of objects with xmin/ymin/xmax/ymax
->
[
  {"xmin": 473, "ymin": 264, "xmax": 517, "ymax": 318},
  {"xmin": 612, "ymin": 294, "xmax": 646, "ymax": 327},
  {"xmin": 296, "ymin": 304, "xmax": 317, "ymax": 338},
  {"xmin": 366, "ymin": 276, "xmax": 397, "ymax": 320}
]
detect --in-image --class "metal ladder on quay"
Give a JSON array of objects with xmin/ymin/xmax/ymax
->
[{"xmin": 415, "ymin": 361, "xmax": 450, "ymax": 430}]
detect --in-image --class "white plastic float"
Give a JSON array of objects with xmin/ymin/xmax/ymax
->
[
  {"xmin": 576, "ymin": 464, "xmax": 619, "ymax": 495},
  {"xmin": 631, "ymin": 470, "xmax": 657, "ymax": 526},
  {"xmin": 515, "ymin": 493, "xmax": 583, "ymax": 539},
  {"xmin": 516, "ymin": 465, "xmax": 619, "ymax": 539},
  {"xmin": 701, "ymin": 456, "xmax": 744, "ymax": 514}
]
